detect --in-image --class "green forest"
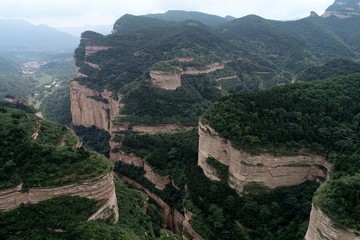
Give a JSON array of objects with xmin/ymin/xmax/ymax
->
[
  {"xmin": 0, "ymin": 106, "xmax": 111, "ymax": 190},
  {"xmin": 202, "ymin": 74, "xmax": 360, "ymax": 230},
  {"xmin": 114, "ymin": 129, "xmax": 319, "ymax": 240},
  {"xmin": 0, "ymin": 178, "xmax": 180, "ymax": 240}
]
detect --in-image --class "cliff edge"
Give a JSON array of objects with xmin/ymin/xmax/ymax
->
[
  {"xmin": 0, "ymin": 173, "xmax": 118, "ymax": 223},
  {"xmin": 69, "ymin": 81, "xmax": 120, "ymax": 132},
  {"xmin": 198, "ymin": 122, "xmax": 329, "ymax": 194},
  {"xmin": 305, "ymin": 204, "xmax": 360, "ymax": 240}
]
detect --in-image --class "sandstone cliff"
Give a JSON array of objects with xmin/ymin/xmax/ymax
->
[
  {"xmin": 85, "ymin": 45, "xmax": 111, "ymax": 56},
  {"xmin": 150, "ymin": 70, "xmax": 182, "ymax": 90},
  {"xmin": 69, "ymin": 81, "xmax": 120, "ymax": 132},
  {"xmin": 150, "ymin": 61, "xmax": 226, "ymax": 90},
  {"xmin": 305, "ymin": 204, "xmax": 360, "ymax": 240},
  {"xmin": 322, "ymin": 0, "xmax": 360, "ymax": 18},
  {"xmin": 111, "ymin": 150, "xmax": 171, "ymax": 191},
  {"xmin": 0, "ymin": 173, "xmax": 118, "ymax": 223},
  {"xmin": 120, "ymin": 175, "xmax": 184, "ymax": 234},
  {"xmin": 198, "ymin": 122, "xmax": 329, "ymax": 194}
]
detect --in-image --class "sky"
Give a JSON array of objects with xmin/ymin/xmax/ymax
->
[{"xmin": 0, "ymin": 0, "xmax": 335, "ymax": 28}]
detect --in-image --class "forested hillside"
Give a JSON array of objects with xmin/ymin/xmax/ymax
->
[
  {"xmin": 2, "ymin": 1, "xmax": 360, "ymax": 239},
  {"xmin": 0, "ymin": 104, "xmax": 180, "ymax": 240},
  {"xmin": 202, "ymin": 74, "xmax": 360, "ymax": 231},
  {"xmin": 66, "ymin": 8, "xmax": 360, "ymax": 239},
  {"xmin": 73, "ymin": 13, "xmax": 360, "ymax": 126}
]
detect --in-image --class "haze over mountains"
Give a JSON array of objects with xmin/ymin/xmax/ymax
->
[
  {"xmin": 2, "ymin": 0, "xmax": 360, "ymax": 51},
  {"xmin": 0, "ymin": 19, "xmax": 78, "ymax": 51},
  {"xmin": 1, "ymin": 0, "xmax": 360, "ymax": 239}
]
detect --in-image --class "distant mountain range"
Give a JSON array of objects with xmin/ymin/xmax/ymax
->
[
  {"xmin": 58, "ymin": 24, "xmax": 113, "ymax": 37},
  {"xmin": 145, "ymin": 10, "xmax": 235, "ymax": 25},
  {"xmin": 0, "ymin": 19, "xmax": 79, "ymax": 51}
]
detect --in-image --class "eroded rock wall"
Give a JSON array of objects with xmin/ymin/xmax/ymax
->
[
  {"xmin": 305, "ymin": 204, "xmax": 360, "ymax": 240},
  {"xmin": 112, "ymin": 151, "xmax": 171, "ymax": 190},
  {"xmin": 150, "ymin": 62, "xmax": 226, "ymax": 90},
  {"xmin": 0, "ymin": 173, "xmax": 118, "ymax": 223},
  {"xmin": 85, "ymin": 45, "xmax": 111, "ymax": 56},
  {"xmin": 198, "ymin": 122, "xmax": 329, "ymax": 194},
  {"xmin": 119, "ymin": 175, "xmax": 184, "ymax": 234},
  {"xmin": 150, "ymin": 71, "xmax": 182, "ymax": 90},
  {"xmin": 69, "ymin": 81, "xmax": 120, "ymax": 132}
]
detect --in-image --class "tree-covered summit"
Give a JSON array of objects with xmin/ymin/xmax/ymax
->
[
  {"xmin": 0, "ymin": 106, "xmax": 112, "ymax": 190},
  {"xmin": 202, "ymin": 74, "xmax": 360, "ymax": 230}
]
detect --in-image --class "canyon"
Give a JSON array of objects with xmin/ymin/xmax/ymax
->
[
  {"xmin": 119, "ymin": 175, "xmax": 202, "ymax": 240},
  {"xmin": 69, "ymin": 75, "xmax": 202, "ymax": 238},
  {"xmin": 0, "ymin": 173, "xmax": 118, "ymax": 223}
]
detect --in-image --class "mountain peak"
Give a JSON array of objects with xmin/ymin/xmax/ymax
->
[
  {"xmin": 323, "ymin": 0, "xmax": 360, "ymax": 18},
  {"xmin": 145, "ymin": 10, "xmax": 233, "ymax": 26}
]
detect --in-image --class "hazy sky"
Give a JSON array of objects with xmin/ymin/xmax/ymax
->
[{"xmin": 0, "ymin": 0, "xmax": 334, "ymax": 27}]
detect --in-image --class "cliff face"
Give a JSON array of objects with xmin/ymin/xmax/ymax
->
[
  {"xmin": 323, "ymin": 0, "xmax": 360, "ymax": 18},
  {"xmin": 120, "ymin": 175, "xmax": 184, "ymax": 234},
  {"xmin": 69, "ymin": 81, "xmax": 120, "ymax": 132},
  {"xmin": 85, "ymin": 45, "xmax": 111, "ymax": 56},
  {"xmin": 111, "ymin": 151, "xmax": 171, "ymax": 190},
  {"xmin": 150, "ymin": 62, "xmax": 226, "ymax": 90},
  {"xmin": 0, "ymin": 173, "xmax": 118, "ymax": 223},
  {"xmin": 150, "ymin": 71, "xmax": 182, "ymax": 90},
  {"xmin": 305, "ymin": 204, "xmax": 360, "ymax": 240},
  {"xmin": 198, "ymin": 123, "xmax": 329, "ymax": 194}
]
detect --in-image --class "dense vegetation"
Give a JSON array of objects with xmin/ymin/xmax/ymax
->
[
  {"xmin": 297, "ymin": 59, "xmax": 360, "ymax": 81},
  {"xmin": 39, "ymin": 58, "xmax": 76, "ymax": 81},
  {"xmin": 73, "ymin": 13, "xmax": 360, "ymax": 126},
  {"xmin": 118, "ymin": 74, "xmax": 221, "ymax": 125},
  {"xmin": 0, "ymin": 196, "xmax": 100, "ymax": 239},
  {"xmin": 0, "ymin": 180, "xmax": 180, "ymax": 240},
  {"xmin": 119, "ymin": 129, "xmax": 197, "ymax": 186},
  {"xmin": 202, "ymin": 74, "xmax": 360, "ymax": 230},
  {"xmin": 40, "ymin": 86, "xmax": 72, "ymax": 125},
  {"xmin": 0, "ymin": 56, "xmax": 36, "ymax": 100},
  {"xmin": 0, "ymin": 106, "xmax": 111, "ymax": 189},
  {"xmin": 74, "ymin": 125, "xmax": 111, "ymax": 157},
  {"xmin": 115, "ymin": 130, "xmax": 319, "ymax": 239}
]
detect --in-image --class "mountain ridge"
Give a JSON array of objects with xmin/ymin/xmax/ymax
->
[{"xmin": 0, "ymin": 19, "xmax": 79, "ymax": 50}]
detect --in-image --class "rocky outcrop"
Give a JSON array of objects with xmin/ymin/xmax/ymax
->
[
  {"xmin": 69, "ymin": 81, "xmax": 120, "ymax": 132},
  {"xmin": 0, "ymin": 173, "xmax": 118, "ymax": 223},
  {"xmin": 216, "ymin": 75, "xmax": 237, "ymax": 81},
  {"xmin": 305, "ymin": 204, "xmax": 360, "ymax": 240},
  {"xmin": 112, "ymin": 151, "xmax": 171, "ymax": 190},
  {"xmin": 150, "ymin": 70, "xmax": 182, "ymax": 90},
  {"xmin": 322, "ymin": 0, "xmax": 360, "ymax": 18},
  {"xmin": 198, "ymin": 123, "xmax": 329, "ymax": 194},
  {"xmin": 144, "ymin": 163, "xmax": 171, "ymax": 190},
  {"xmin": 85, "ymin": 45, "xmax": 111, "ymax": 56},
  {"xmin": 119, "ymin": 175, "xmax": 184, "ymax": 234},
  {"xmin": 182, "ymin": 210, "xmax": 204, "ymax": 240},
  {"xmin": 183, "ymin": 62, "xmax": 225, "ymax": 75},
  {"xmin": 176, "ymin": 57, "xmax": 194, "ymax": 63},
  {"xmin": 150, "ymin": 62, "xmax": 226, "ymax": 90},
  {"xmin": 85, "ymin": 61, "xmax": 100, "ymax": 70}
]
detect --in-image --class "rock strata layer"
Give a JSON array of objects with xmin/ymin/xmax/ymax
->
[
  {"xmin": 305, "ymin": 204, "xmax": 360, "ymax": 240},
  {"xmin": 150, "ymin": 62, "xmax": 226, "ymax": 90},
  {"xmin": 0, "ymin": 173, "xmax": 118, "ymax": 223},
  {"xmin": 69, "ymin": 81, "xmax": 120, "ymax": 132},
  {"xmin": 198, "ymin": 122, "xmax": 329, "ymax": 194}
]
